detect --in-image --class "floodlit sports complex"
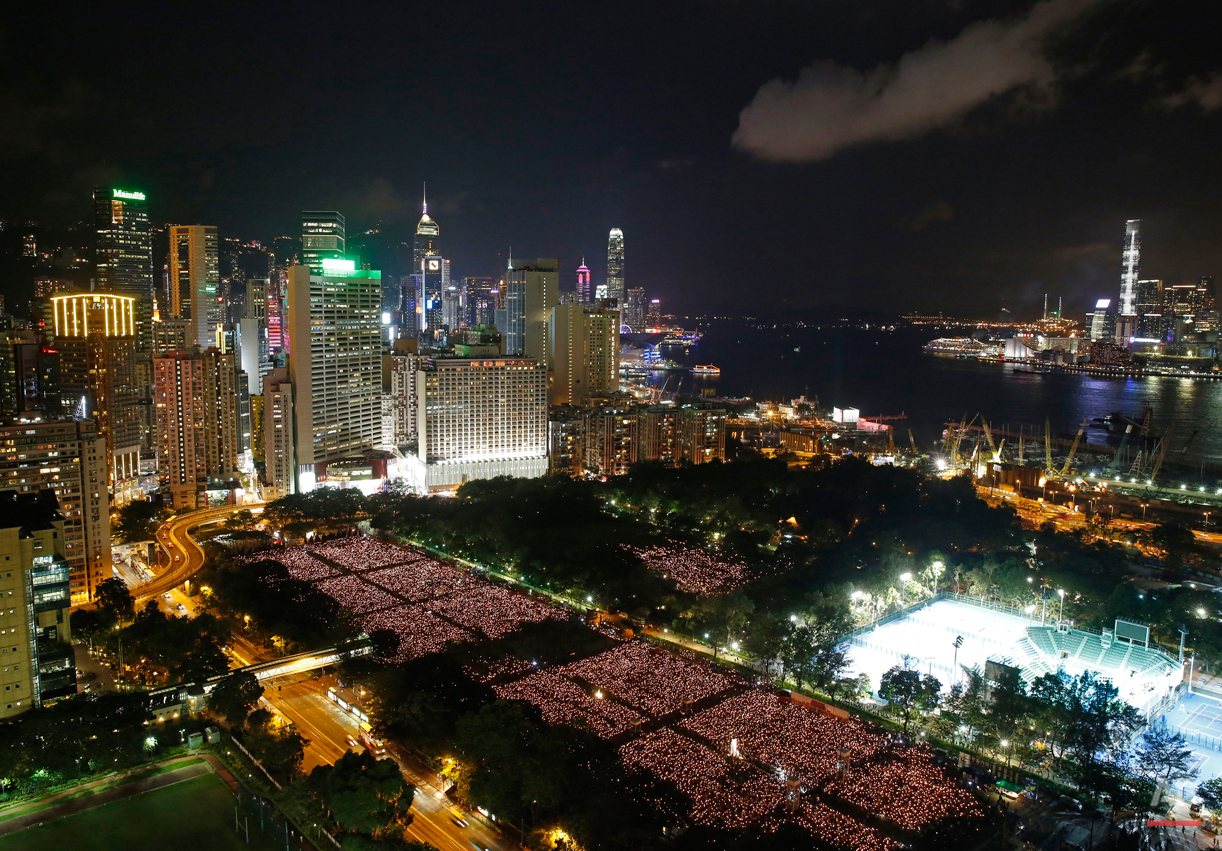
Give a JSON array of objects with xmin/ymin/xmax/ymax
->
[{"xmin": 843, "ymin": 595, "xmax": 1183, "ymax": 720}]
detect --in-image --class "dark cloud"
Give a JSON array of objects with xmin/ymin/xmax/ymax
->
[
  {"xmin": 732, "ymin": 0, "xmax": 1105, "ymax": 162},
  {"xmin": 910, "ymin": 200, "xmax": 955, "ymax": 231},
  {"xmin": 1164, "ymin": 75, "xmax": 1222, "ymax": 111}
]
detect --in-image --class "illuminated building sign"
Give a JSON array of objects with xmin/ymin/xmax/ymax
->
[
  {"xmin": 112, "ymin": 189, "xmax": 146, "ymax": 201},
  {"xmin": 321, "ymin": 258, "xmax": 356, "ymax": 275},
  {"xmin": 427, "ymin": 259, "xmax": 441, "ymax": 271}
]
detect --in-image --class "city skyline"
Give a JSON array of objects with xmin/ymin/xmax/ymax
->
[{"xmin": 2, "ymin": 2, "xmax": 1221, "ymax": 319}]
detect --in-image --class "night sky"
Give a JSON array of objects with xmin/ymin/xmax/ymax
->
[{"xmin": 2, "ymin": 0, "xmax": 1220, "ymax": 318}]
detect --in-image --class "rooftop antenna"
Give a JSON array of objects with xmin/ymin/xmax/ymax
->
[{"xmin": 508, "ymin": 246, "xmax": 514, "ymax": 271}]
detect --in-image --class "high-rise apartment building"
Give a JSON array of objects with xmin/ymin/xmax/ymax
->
[
  {"xmin": 383, "ymin": 340, "xmax": 421, "ymax": 450},
  {"xmin": 0, "ymin": 491, "xmax": 75, "ymax": 719},
  {"xmin": 549, "ymin": 302, "xmax": 620, "ymax": 406},
  {"xmin": 152, "ymin": 349, "xmax": 239, "ymax": 509},
  {"xmin": 504, "ymin": 259, "xmax": 558, "ymax": 361},
  {"xmin": 1117, "ymin": 219, "xmax": 1141, "ymax": 339},
  {"xmin": 168, "ymin": 225, "xmax": 221, "ymax": 347},
  {"xmin": 567, "ymin": 404, "xmax": 727, "ymax": 478},
  {"xmin": 645, "ymin": 298, "xmax": 662, "ymax": 330},
  {"xmin": 261, "ymin": 367, "xmax": 295, "ymax": 500},
  {"xmin": 52, "ymin": 293, "xmax": 142, "ymax": 493},
  {"xmin": 94, "ymin": 187, "xmax": 154, "ymax": 352},
  {"xmin": 301, "ymin": 212, "xmax": 346, "ymax": 275},
  {"xmin": 0, "ymin": 420, "xmax": 110, "ymax": 604},
  {"xmin": 606, "ymin": 228, "xmax": 625, "ymax": 304},
  {"xmin": 287, "ymin": 261, "xmax": 382, "ymax": 491},
  {"xmin": 0, "ymin": 331, "xmax": 59, "ymax": 417},
  {"xmin": 404, "ymin": 357, "xmax": 548, "ymax": 492}
]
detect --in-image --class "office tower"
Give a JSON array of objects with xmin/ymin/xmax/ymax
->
[
  {"xmin": 383, "ymin": 339, "xmax": 421, "ymax": 450},
  {"xmin": 1197, "ymin": 276, "xmax": 1216, "ymax": 332},
  {"xmin": 576, "ymin": 261, "xmax": 592, "ymax": 305},
  {"xmin": 606, "ymin": 228, "xmax": 625, "ymax": 304},
  {"xmin": 168, "ymin": 225, "xmax": 221, "ymax": 347},
  {"xmin": 287, "ymin": 260, "xmax": 381, "ymax": 490},
  {"xmin": 1086, "ymin": 299, "xmax": 1115, "ymax": 342},
  {"xmin": 504, "ymin": 258, "xmax": 558, "ymax": 361},
  {"xmin": 0, "ymin": 491, "xmax": 75, "ymax": 719},
  {"xmin": 549, "ymin": 302, "xmax": 621, "ymax": 406},
  {"xmin": 0, "ymin": 421, "xmax": 111, "ymax": 604},
  {"xmin": 94, "ymin": 187, "xmax": 154, "ymax": 352},
  {"xmin": 1117, "ymin": 219, "xmax": 1141, "ymax": 339},
  {"xmin": 464, "ymin": 277, "xmax": 496, "ymax": 327},
  {"xmin": 403, "ymin": 356, "xmax": 547, "ymax": 492},
  {"xmin": 1134, "ymin": 279, "xmax": 1165, "ymax": 340},
  {"xmin": 267, "ymin": 267, "xmax": 286, "ymax": 353},
  {"xmin": 152, "ymin": 349, "xmax": 239, "ymax": 508},
  {"xmin": 645, "ymin": 298, "xmax": 662, "ymax": 330},
  {"xmin": 236, "ymin": 317, "xmax": 266, "ymax": 395},
  {"xmin": 301, "ymin": 211, "xmax": 346, "ymax": 275},
  {"xmin": 52, "ymin": 293, "xmax": 142, "ymax": 493},
  {"xmin": 625, "ymin": 287, "xmax": 646, "ymax": 331},
  {"xmin": 0, "ymin": 331, "xmax": 59, "ymax": 417},
  {"xmin": 413, "ymin": 190, "xmax": 441, "ymax": 269},
  {"xmin": 246, "ymin": 277, "xmax": 269, "ymax": 320},
  {"xmin": 416, "ymin": 257, "xmax": 446, "ymax": 340},
  {"xmin": 261, "ymin": 367, "xmax": 295, "ymax": 499},
  {"xmin": 442, "ymin": 283, "xmax": 463, "ymax": 331}
]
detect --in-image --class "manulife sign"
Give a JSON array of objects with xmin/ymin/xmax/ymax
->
[{"xmin": 112, "ymin": 189, "xmax": 146, "ymax": 201}]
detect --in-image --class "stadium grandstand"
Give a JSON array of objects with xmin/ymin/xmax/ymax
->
[{"xmin": 843, "ymin": 594, "xmax": 1182, "ymax": 719}]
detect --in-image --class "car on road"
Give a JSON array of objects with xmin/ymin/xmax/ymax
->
[
  {"xmin": 451, "ymin": 816, "xmax": 470, "ymax": 828},
  {"xmin": 174, "ymin": 555, "xmax": 181, "ymax": 562},
  {"xmin": 176, "ymin": 603, "xmax": 187, "ymax": 613},
  {"xmin": 345, "ymin": 735, "xmax": 361, "ymax": 751},
  {"xmin": 164, "ymin": 593, "xmax": 173, "ymax": 600}
]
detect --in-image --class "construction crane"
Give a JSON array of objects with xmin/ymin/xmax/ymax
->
[
  {"xmin": 1044, "ymin": 418, "xmax": 1054, "ymax": 475},
  {"xmin": 982, "ymin": 420, "xmax": 1000, "ymax": 463},
  {"xmin": 909, "ymin": 429, "xmax": 918, "ymax": 455},
  {"xmin": 1149, "ymin": 421, "xmax": 1177, "ymax": 483},
  {"xmin": 945, "ymin": 414, "xmax": 969, "ymax": 466},
  {"xmin": 1107, "ymin": 424, "xmax": 1134, "ymax": 475},
  {"xmin": 1058, "ymin": 419, "xmax": 1088, "ymax": 478}
]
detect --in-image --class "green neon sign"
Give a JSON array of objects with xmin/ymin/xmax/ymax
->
[{"xmin": 112, "ymin": 189, "xmax": 146, "ymax": 201}]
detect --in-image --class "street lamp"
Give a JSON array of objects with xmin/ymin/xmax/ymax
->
[
  {"xmin": 899, "ymin": 572, "xmax": 913, "ymax": 605},
  {"xmin": 1057, "ymin": 589, "xmax": 1065, "ymax": 623},
  {"xmin": 931, "ymin": 560, "xmax": 944, "ymax": 596}
]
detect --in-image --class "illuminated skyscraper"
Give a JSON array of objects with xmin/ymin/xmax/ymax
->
[
  {"xmin": 504, "ymin": 258, "xmax": 557, "ymax": 361},
  {"xmin": 301, "ymin": 211, "xmax": 346, "ymax": 275},
  {"xmin": 549, "ymin": 302, "xmax": 620, "ymax": 406},
  {"xmin": 606, "ymin": 228, "xmax": 625, "ymax": 304},
  {"xmin": 464, "ymin": 277, "xmax": 496, "ymax": 326},
  {"xmin": 168, "ymin": 225, "xmax": 221, "ymax": 347},
  {"xmin": 1117, "ymin": 219, "xmax": 1141, "ymax": 338},
  {"xmin": 625, "ymin": 287, "xmax": 646, "ymax": 331},
  {"xmin": 413, "ymin": 190, "xmax": 444, "ymax": 341},
  {"xmin": 576, "ymin": 260, "xmax": 591, "ymax": 304},
  {"xmin": 287, "ymin": 259, "xmax": 382, "ymax": 490},
  {"xmin": 94, "ymin": 187, "xmax": 154, "ymax": 352},
  {"xmin": 413, "ymin": 188, "xmax": 441, "ymax": 268}
]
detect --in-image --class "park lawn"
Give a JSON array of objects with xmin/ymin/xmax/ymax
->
[
  {"xmin": 0, "ymin": 774, "xmax": 280, "ymax": 851},
  {"xmin": 0, "ymin": 757, "xmax": 207, "ymax": 824}
]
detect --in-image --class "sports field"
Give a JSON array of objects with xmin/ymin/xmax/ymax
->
[{"xmin": 0, "ymin": 774, "xmax": 280, "ymax": 851}]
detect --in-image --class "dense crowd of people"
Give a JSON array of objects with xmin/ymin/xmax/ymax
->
[
  {"xmin": 365, "ymin": 560, "xmax": 465, "ymax": 602},
  {"xmin": 464, "ymin": 655, "xmax": 535, "ymax": 684},
  {"xmin": 619, "ymin": 728, "xmax": 784, "ymax": 830},
  {"xmin": 315, "ymin": 574, "xmax": 400, "ymax": 615},
  {"xmin": 495, "ymin": 669, "xmax": 647, "ymax": 739},
  {"xmin": 360, "ymin": 605, "xmax": 476, "ymax": 663},
  {"xmin": 308, "ymin": 535, "xmax": 415, "ymax": 571},
  {"xmin": 623, "ymin": 543, "xmax": 753, "ymax": 595},
  {"xmin": 763, "ymin": 802, "xmax": 902, "ymax": 851},
  {"xmin": 564, "ymin": 642, "xmax": 738, "ymax": 718},
  {"xmin": 237, "ymin": 546, "xmax": 337, "ymax": 581}
]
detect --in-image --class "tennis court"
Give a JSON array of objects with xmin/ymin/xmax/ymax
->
[{"xmin": 1159, "ymin": 692, "xmax": 1222, "ymax": 796}]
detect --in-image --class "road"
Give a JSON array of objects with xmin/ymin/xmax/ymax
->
[
  {"xmin": 134, "ymin": 503, "xmax": 263, "ymax": 605},
  {"xmin": 262, "ymin": 674, "xmax": 512, "ymax": 851}
]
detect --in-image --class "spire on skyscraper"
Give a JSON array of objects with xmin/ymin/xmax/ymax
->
[{"xmin": 422, "ymin": 182, "xmax": 428, "ymax": 216}]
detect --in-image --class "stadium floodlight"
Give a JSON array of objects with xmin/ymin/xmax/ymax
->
[
  {"xmin": 900, "ymin": 572, "xmax": 913, "ymax": 581},
  {"xmin": 1198, "ymin": 609, "xmax": 1208, "ymax": 619}
]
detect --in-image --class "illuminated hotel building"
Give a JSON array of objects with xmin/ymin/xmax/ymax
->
[
  {"xmin": 94, "ymin": 187, "xmax": 154, "ymax": 352},
  {"xmin": 1117, "ymin": 219, "xmax": 1141, "ymax": 340},
  {"xmin": 403, "ymin": 356, "xmax": 548, "ymax": 493},
  {"xmin": 301, "ymin": 212, "xmax": 346, "ymax": 275},
  {"xmin": 0, "ymin": 420, "xmax": 111, "ymax": 604},
  {"xmin": 51, "ymin": 294, "xmax": 142, "ymax": 493},
  {"xmin": 287, "ymin": 260, "xmax": 382, "ymax": 491},
  {"xmin": 606, "ymin": 228, "xmax": 625, "ymax": 304},
  {"xmin": 168, "ymin": 225, "xmax": 222, "ymax": 347}
]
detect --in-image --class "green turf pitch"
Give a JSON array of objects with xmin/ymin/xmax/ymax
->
[{"xmin": 0, "ymin": 774, "xmax": 280, "ymax": 850}]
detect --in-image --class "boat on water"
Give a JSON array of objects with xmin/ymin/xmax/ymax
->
[
  {"xmin": 691, "ymin": 364, "xmax": 721, "ymax": 375},
  {"xmin": 922, "ymin": 337, "xmax": 999, "ymax": 357}
]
